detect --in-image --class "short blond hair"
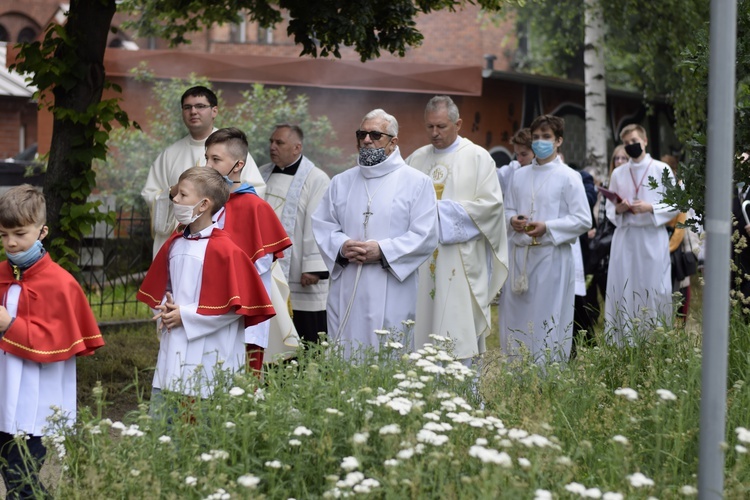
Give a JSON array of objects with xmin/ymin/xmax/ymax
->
[
  {"xmin": 0, "ymin": 184, "xmax": 46, "ymax": 228},
  {"xmin": 619, "ymin": 124, "xmax": 647, "ymax": 142},
  {"xmin": 178, "ymin": 167, "xmax": 230, "ymax": 215}
]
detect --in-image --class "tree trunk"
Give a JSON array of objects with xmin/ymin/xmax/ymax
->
[
  {"xmin": 44, "ymin": 0, "xmax": 116, "ymax": 252},
  {"xmin": 583, "ymin": 0, "xmax": 607, "ymax": 181}
]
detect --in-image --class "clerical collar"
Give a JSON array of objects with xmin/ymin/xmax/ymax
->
[
  {"xmin": 432, "ymin": 136, "xmax": 462, "ymax": 154},
  {"xmin": 182, "ymin": 223, "xmax": 216, "ymax": 240},
  {"xmin": 272, "ymin": 156, "xmax": 303, "ymax": 175}
]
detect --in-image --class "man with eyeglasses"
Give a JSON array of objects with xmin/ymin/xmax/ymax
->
[
  {"xmin": 407, "ymin": 95, "xmax": 508, "ymax": 372},
  {"xmin": 312, "ymin": 109, "xmax": 438, "ymax": 360},
  {"xmin": 141, "ymin": 86, "xmax": 265, "ymax": 258}
]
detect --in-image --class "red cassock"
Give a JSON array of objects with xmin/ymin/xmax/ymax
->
[
  {"xmin": 0, "ymin": 253, "xmax": 104, "ymax": 363},
  {"xmin": 137, "ymin": 229, "xmax": 276, "ymax": 328},
  {"xmin": 220, "ymin": 191, "xmax": 292, "ymax": 262}
]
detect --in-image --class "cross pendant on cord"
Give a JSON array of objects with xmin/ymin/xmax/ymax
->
[{"xmin": 363, "ymin": 210, "xmax": 373, "ymax": 239}]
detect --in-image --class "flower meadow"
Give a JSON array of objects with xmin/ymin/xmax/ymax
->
[{"xmin": 34, "ymin": 318, "xmax": 750, "ymax": 498}]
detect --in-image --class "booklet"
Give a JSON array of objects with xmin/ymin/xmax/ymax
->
[{"xmin": 597, "ymin": 186, "xmax": 623, "ymax": 204}]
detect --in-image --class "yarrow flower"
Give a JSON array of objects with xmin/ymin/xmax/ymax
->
[
  {"xmin": 265, "ymin": 460, "xmax": 283, "ymax": 469},
  {"xmin": 288, "ymin": 439, "xmax": 302, "ymax": 447},
  {"xmin": 679, "ymin": 485, "xmax": 698, "ymax": 496},
  {"xmin": 352, "ymin": 432, "xmax": 369, "ymax": 444},
  {"xmin": 602, "ymin": 493, "xmax": 624, "ymax": 500},
  {"xmin": 228, "ymin": 387, "xmax": 245, "ymax": 397},
  {"xmin": 341, "ymin": 456, "xmax": 360, "ymax": 471},
  {"xmin": 292, "ymin": 426, "xmax": 313, "ymax": 436},
  {"xmin": 158, "ymin": 435, "xmax": 172, "ymax": 444},
  {"xmin": 468, "ymin": 445, "xmax": 512, "ymax": 466},
  {"xmin": 534, "ymin": 490, "xmax": 553, "ymax": 500},
  {"xmin": 611, "ymin": 435, "xmax": 629, "ymax": 445},
  {"xmin": 656, "ymin": 389, "xmax": 677, "ymax": 401},
  {"xmin": 736, "ymin": 427, "xmax": 750, "ymax": 443},
  {"xmin": 614, "ymin": 388, "xmax": 639, "ymax": 401},
  {"xmin": 185, "ymin": 476, "xmax": 197, "ymax": 486},
  {"xmin": 627, "ymin": 472, "xmax": 655, "ymax": 488},
  {"xmin": 379, "ymin": 424, "xmax": 401, "ymax": 435},
  {"xmin": 237, "ymin": 474, "xmax": 261, "ymax": 489}
]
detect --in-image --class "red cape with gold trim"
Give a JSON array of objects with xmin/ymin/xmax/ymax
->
[
  {"xmin": 222, "ymin": 191, "xmax": 292, "ymax": 262},
  {"xmin": 0, "ymin": 253, "xmax": 104, "ymax": 363},
  {"xmin": 137, "ymin": 228, "xmax": 275, "ymax": 327}
]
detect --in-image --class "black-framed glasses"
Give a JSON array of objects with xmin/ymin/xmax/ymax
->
[
  {"xmin": 356, "ymin": 130, "xmax": 394, "ymax": 141},
  {"xmin": 182, "ymin": 104, "xmax": 212, "ymax": 111}
]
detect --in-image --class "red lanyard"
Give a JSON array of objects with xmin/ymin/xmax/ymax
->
[{"xmin": 629, "ymin": 160, "xmax": 652, "ymax": 200}]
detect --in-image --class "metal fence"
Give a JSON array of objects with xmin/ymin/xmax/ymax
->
[{"xmin": 79, "ymin": 205, "xmax": 154, "ymax": 321}]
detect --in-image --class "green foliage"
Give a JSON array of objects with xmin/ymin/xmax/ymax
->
[
  {"xmin": 119, "ymin": 0, "xmax": 507, "ymax": 62},
  {"xmin": 94, "ymin": 68, "xmax": 342, "ymax": 206},
  {"xmin": 54, "ymin": 318, "xmax": 750, "ymax": 498},
  {"xmin": 10, "ymin": 8, "xmax": 133, "ymax": 271}
]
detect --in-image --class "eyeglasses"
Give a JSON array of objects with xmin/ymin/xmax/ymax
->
[
  {"xmin": 182, "ymin": 104, "xmax": 213, "ymax": 111},
  {"xmin": 356, "ymin": 130, "xmax": 394, "ymax": 141}
]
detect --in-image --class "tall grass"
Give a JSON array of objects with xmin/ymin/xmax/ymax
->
[{"xmin": 39, "ymin": 303, "xmax": 750, "ymax": 498}]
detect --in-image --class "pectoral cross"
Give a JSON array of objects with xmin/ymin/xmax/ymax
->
[{"xmin": 363, "ymin": 208, "xmax": 373, "ymax": 239}]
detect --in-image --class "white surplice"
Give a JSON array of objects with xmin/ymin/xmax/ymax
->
[
  {"xmin": 407, "ymin": 137, "xmax": 509, "ymax": 360},
  {"xmin": 498, "ymin": 155, "xmax": 592, "ymax": 364},
  {"xmin": 604, "ymin": 155, "xmax": 677, "ymax": 345},
  {"xmin": 497, "ymin": 160, "xmax": 523, "ymax": 198},
  {"xmin": 152, "ymin": 225, "xmax": 246, "ymax": 398},
  {"xmin": 261, "ymin": 157, "xmax": 331, "ymax": 312},
  {"xmin": 312, "ymin": 147, "xmax": 438, "ymax": 359},
  {"xmin": 0, "ymin": 286, "xmax": 76, "ymax": 436},
  {"xmin": 141, "ymin": 130, "xmax": 265, "ymax": 258}
]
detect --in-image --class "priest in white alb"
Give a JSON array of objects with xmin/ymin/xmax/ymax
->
[
  {"xmin": 407, "ymin": 95, "xmax": 509, "ymax": 367},
  {"xmin": 312, "ymin": 109, "xmax": 438, "ymax": 360}
]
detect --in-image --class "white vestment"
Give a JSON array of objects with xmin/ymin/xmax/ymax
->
[
  {"xmin": 497, "ymin": 160, "xmax": 523, "ymax": 198},
  {"xmin": 141, "ymin": 130, "xmax": 265, "ymax": 258},
  {"xmin": 152, "ymin": 225, "xmax": 246, "ymax": 398},
  {"xmin": 407, "ymin": 137, "xmax": 509, "ymax": 360},
  {"xmin": 498, "ymin": 156, "xmax": 592, "ymax": 364},
  {"xmin": 605, "ymin": 155, "xmax": 677, "ymax": 345},
  {"xmin": 260, "ymin": 157, "xmax": 331, "ymax": 312},
  {"xmin": 0, "ymin": 286, "xmax": 76, "ymax": 436},
  {"xmin": 312, "ymin": 147, "xmax": 438, "ymax": 359}
]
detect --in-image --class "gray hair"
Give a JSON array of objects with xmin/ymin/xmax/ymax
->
[
  {"xmin": 274, "ymin": 123, "xmax": 304, "ymax": 144},
  {"xmin": 425, "ymin": 95, "xmax": 460, "ymax": 122},
  {"xmin": 361, "ymin": 109, "xmax": 398, "ymax": 136}
]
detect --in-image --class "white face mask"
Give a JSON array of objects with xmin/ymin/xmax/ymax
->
[{"xmin": 173, "ymin": 199, "xmax": 205, "ymax": 226}]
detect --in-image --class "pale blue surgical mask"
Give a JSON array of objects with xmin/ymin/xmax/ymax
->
[
  {"xmin": 531, "ymin": 140, "xmax": 555, "ymax": 160},
  {"xmin": 7, "ymin": 239, "xmax": 45, "ymax": 269}
]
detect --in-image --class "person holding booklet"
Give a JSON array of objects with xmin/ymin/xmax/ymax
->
[{"xmin": 604, "ymin": 124, "xmax": 677, "ymax": 345}]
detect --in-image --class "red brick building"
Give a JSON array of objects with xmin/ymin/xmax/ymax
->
[{"xmin": 0, "ymin": 1, "xmax": 677, "ymax": 172}]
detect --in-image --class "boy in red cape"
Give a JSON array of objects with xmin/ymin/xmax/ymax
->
[
  {"xmin": 205, "ymin": 128, "xmax": 292, "ymax": 372},
  {"xmin": 0, "ymin": 185, "xmax": 104, "ymax": 498},
  {"xmin": 137, "ymin": 167, "xmax": 274, "ymax": 412}
]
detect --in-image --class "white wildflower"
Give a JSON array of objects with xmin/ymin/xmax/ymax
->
[
  {"xmin": 228, "ymin": 387, "xmax": 245, "ymax": 397},
  {"xmin": 736, "ymin": 444, "xmax": 748, "ymax": 454},
  {"xmin": 288, "ymin": 439, "xmax": 302, "ymax": 446},
  {"xmin": 534, "ymin": 490, "xmax": 553, "ymax": 500},
  {"xmin": 384, "ymin": 459, "xmax": 400, "ymax": 467},
  {"xmin": 614, "ymin": 387, "xmax": 639, "ymax": 401},
  {"xmin": 292, "ymin": 426, "xmax": 313, "ymax": 436},
  {"xmin": 735, "ymin": 427, "xmax": 750, "ymax": 443},
  {"xmin": 565, "ymin": 482, "xmax": 587, "ymax": 495},
  {"xmin": 379, "ymin": 424, "xmax": 401, "ymax": 435},
  {"xmin": 612, "ymin": 435, "xmax": 629, "ymax": 445},
  {"xmin": 158, "ymin": 435, "xmax": 172, "ymax": 444},
  {"xmin": 518, "ymin": 457, "xmax": 531, "ymax": 469},
  {"xmin": 325, "ymin": 408, "xmax": 344, "ymax": 416},
  {"xmin": 237, "ymin": 474, "xmax": 261, "ymax": 489},
  {"xmin": 185, "ymin": 476, "xmax": 198, "ymax": 486},
  {"xmin": 386, "ymin": 397, "xmax": 414, "ymax": 415},
  {"xmin": 627, "ymin": 472, "xmax": 655, "ymax": 488},
  {"xmin": 656, "ymin": 389, "xmax": 677, "ymax": 401},
  {"xmin": 602, "ymin": 493, "xmax": 624, "ymax": 500},
  {"xmin": 396, "ymin": 448, "xmax": 415, "ymax": 460},
  {"xmin": 265, "ymin": 460, "xmax": 283, "ymax": 469},
  {"xmin": 352, "ymin": 432, "xmax": 369, "ymax": 444},
  {"xmin": 468, "ymin": 445, "xmax": 512, "ymax": 467},
  {"xmin": 679, "ymin": 485, "xmax": 698, "ymax": 496},
  {"xmin": 130, "ymin": 469, "xmax": 141, "ymax": 477},
  {"xmin": 224, "ymin": 422, "xmax": 236, "ymax": 429},
  {"xmin": 340, "ymin": 456, "xmax": 360, "ymax": 471},
  {"xmin": 416, "ymin": 429, "xmax": 449, "ymax": 446}
]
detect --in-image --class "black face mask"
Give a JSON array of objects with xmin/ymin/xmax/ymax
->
[{"xmin": 624, "ymin": 143, "xmax": 643, "ymax": 159}]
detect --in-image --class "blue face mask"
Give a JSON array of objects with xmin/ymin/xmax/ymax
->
[
  {"xmin": 531, "ymin": 140, "xmax": 555, "ymax": 160},
  {"xmin": 7, "ymin": 239, "xmax": 45, "ymax": 269}
]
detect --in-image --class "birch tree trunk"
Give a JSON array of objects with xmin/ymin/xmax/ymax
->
[{"xmin": 584, "ymin": 0, "xmax": 607, "ymax": 180}]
